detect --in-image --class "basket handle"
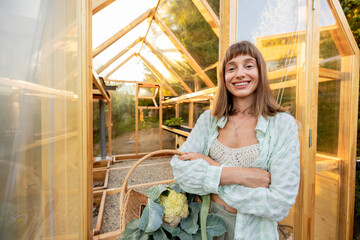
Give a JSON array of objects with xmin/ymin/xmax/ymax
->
[{"xmin": 119, "ymin": 149, "xmax": 182, "ymax": 231}]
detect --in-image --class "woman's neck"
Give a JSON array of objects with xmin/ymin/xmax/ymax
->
[{"xmin": 231, "ymin": 96, "xmax": 254, "ymax": 115}]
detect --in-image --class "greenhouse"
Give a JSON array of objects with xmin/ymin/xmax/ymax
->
[{"xmin": 0, "ymin": 0, "xmax": 359, "ymax": 239}]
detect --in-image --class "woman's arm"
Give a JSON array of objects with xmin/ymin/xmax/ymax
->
[
  {"xmin": 170, "ymin": 111, "xmax": 224, "ymax": 195},
  {"xmin": 179, "ymin": 152, "xmax": 271, "ymax": 188},
  {"xmin": 218, "ymin": 115, "xmax": 300, "ymax": 222}
]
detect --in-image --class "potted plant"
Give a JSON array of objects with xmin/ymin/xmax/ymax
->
[{"xmin": 164, "ymin": 117, "xmax": 183, "ymax": 128}]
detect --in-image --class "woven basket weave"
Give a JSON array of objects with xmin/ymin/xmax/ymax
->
[{"xmin": 119, "ymin": 149, "xmax": 182, "ymax": 235}]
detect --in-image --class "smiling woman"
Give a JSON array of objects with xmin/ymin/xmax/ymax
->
[{"xmin": 171, "ymin": 41, "xmax": 300, "ymax": 240}]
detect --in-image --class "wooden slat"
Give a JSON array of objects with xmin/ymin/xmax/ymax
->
[
  {"xmin": 93, "ymin": 70, "xmax": 110, "ymax": 102},
  {"xmin": 145, "ymin": 40, "xmax": 192, "ymax": 93},
  {"xmin": 161, "ymin": 125, "xmax": 190, "ymax": 137},
  {"xmin": 97, "ymin": 37, "xmax": 144, "ymax": 74},
  {"xmin": 191, "ymin": 0, "xmax": 220, "ymax": 37},
  {"xmin": 137, "ymin": 54, "xmax": 178, "ymax": 96},
  {"xmin": 93, "ymin": 8, "xmax": 153, "ymax": 57},
  {"xmin": 93, "ymin": 191, "xmax": 106, "ymax": 235},
  {"xmin": 316, "ymin": 160, "xmax": 339, "ymax": 172},
  {"xmin": 137, "ymin": 106, "xmax": 160, "ymax": 109},
  {"xmin": 135, "ymin": 83, "xmax": 139, "ymax": 154},
  {"xmin": 92, "ymin": 0, "xmax": 115, "ymax": 15},
  {"xmin": 162, "ymin": 87, "xmax": 217, "ymax": 104},
  {"xmin": 153, "ymin": 16, "xmax": 215, "ymax": 88},
  {"xmin": 103, "ymin": 52, "xmax": 135, "ymax": 79}
]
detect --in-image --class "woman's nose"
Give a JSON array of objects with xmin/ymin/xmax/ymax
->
[{"xmin": 236, "ymin": 68, "xmax": 246, "ymax": 78}]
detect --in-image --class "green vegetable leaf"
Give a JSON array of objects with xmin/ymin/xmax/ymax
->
[
  {"xmin": 200, "ymin": 195, "xmax": 210, "ymax": 240},
  {"xmin": 180, "ymin": 202, "xmax": 201, "ymax": 234},
  {"xmin": 146, "ymin": 185, "xmax": 170, "ymax": 201},
  {"xmin": 153, "ymin": 227, "xmax": 170, "ymax": 240},
  {"xmin": 169, "ymin": 182, "xmax": 185, "ymax": 193},
  {"xmin": 205, "ymin": 214, "xmax": 227, "ymax": 240},
  {"xmin": 139, "ymin": 198, "xmax": 165, "ymax": 233},
  {"xmin": 122, "ymin": 219, "xmax": 151, "ymax": 240},
  {"xmin": 162, "ymin": 225, "xmax": 192, "ymax": 240},
  {"xmin": 162, "ymin": 225, "xmax": 181, "ymax": 235},
  {"xmin": 192, "ymin": 230, "xmax": 202, "ymax": 240}
]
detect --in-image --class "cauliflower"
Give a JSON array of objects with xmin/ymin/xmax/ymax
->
[{"xmin": 160, "ymin": 189, "xmax": 189, "ymax": 227}]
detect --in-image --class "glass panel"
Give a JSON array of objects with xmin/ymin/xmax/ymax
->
[
  {"xmin": 207, "ymin": 0, "xmax": 220, "ymax": 18},
  {"xmin": 92, "ymin": 0, "xmax": 157, "ymax": 48},
  {"xmin": 93, "ymin": 20, "xmax": 149, "ymax": 71},
  {"xmin": 109, "ymin": 83, "xmax": 136, "ymax": 155},
  {"xmin": 100, "ymin": 47, "xmax": 139, "ymax": 78},
  {"xmin": 93, "ymin": 101, "xmax": 101, "ymax": 156},
  {"xmin": 179, "ymin": 103, "xmax": 189, "ymax": 126},
  {"xmin": 0, "ymin": 0, "xmax": 85, "ymax": 238},
  {"xmin": 138, "ymin": 109, "xmax": 160, "ymax": 153},
  {"xmin": 314, "ymin": 0, "xmax": 354, "ymax": 238},
  {"xmin": 194, "ymin": 102, "xmax": 210, "ymax": 123},
  {"xmin": 109, "ymin": 57, "xmax": 149, "ymax": 81},
  {"xmin": 140, "ymin": 45, "xmax": 183, "ymax": 95},
  {"xmin": 237, "ymin": 0, "xmax": 306, "ymax": 234},
  {"xmin": 147, "ymin": 22, "xmax": 197, "ymax": 92},
  {"xmin": 156, "ymin": 0, "xmax": 219, "ymax": 73}
]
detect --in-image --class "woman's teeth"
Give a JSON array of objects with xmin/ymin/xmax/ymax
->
[{"xmin": 234, "ymin": 82, "xmax": 249, "ymax": 86}]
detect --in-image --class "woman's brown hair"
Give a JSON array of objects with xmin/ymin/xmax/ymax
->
[{"xmin": 212, "ymin": 41, "xmax": 288, "ymax": 118}]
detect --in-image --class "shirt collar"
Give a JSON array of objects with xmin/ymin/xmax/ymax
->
[{"xmin": 216, "ymin": 114, "xmax": 269, "ymax": 133}]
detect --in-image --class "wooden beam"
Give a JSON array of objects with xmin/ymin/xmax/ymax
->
[
  {"xmin": 135, "ymin": 83, "xmax": 139, "ymax": 154},
  {"xmin": 92, "ymin": 0, "xmax": 115, "ymax": 15},
  {"xmin": 328, "ymin": 0, "xmax": 359, "ymax": 57},
  {"xmin": 191, "ymin": 0, "xmax": 220, "ymax": 37},
  {"xmin": 97, "ymin": 37, "xmax": 144, "ymax": 74},
  {"xmin": 162, "ymin": 87, "xmax": 217, "ymax": 104},
  {"xmin": 153, "ymin": 16, "xmax": 215, "ymax": 88},
  {"xmin": 137, "ymin": 54, "xmax": 178, "ymax": 96},
  {"xmin": 103, "ymin": 52, "xmax": 135, "ymax": 79},
  {"xmin": 145, "ymin": 40, "xmax": 192, "ymax": 93},
  {"xmin": 93, "ymin": 70, "xmax": 110, "ymax": 102},
  {"xmin": 93, "ymin": 8, "xmax": 153, "ymax": 57}
]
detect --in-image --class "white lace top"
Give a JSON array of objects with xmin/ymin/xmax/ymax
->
[{"xmin": 209, "ymin": 138, "xmax": 260, "ymax": 167}]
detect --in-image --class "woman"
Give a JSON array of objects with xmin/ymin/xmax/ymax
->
[{"xmin": 171, "ymin": 41, "xmax": 300, "ymax": 240}]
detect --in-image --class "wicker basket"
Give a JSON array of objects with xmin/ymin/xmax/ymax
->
[{"xmin": 119, "ymin": 149, "xmax": 182, "ymax": 235}]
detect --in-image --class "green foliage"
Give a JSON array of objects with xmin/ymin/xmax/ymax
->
[
  {"xmin": 340, "ymin": 0, "xmax": 360, "ymax": 49},
  {"xmin": 164, "ymin": 117, "xmax": 183, "ymax": 127},
  {"xmin": 123, "ymin": 183, "xmax": 227, "ymax": 240}
]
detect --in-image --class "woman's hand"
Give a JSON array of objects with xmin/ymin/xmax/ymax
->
[
  {"xmin": 178, "ymin": 152, "xmax": 221, "ymax": 167},
  {"xmin": 220, "ymin": 167, "xmax": 271, "ymax": 188}
]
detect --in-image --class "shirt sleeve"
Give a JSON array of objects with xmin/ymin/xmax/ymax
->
[
  {"xmin": 170, "ymin": 111, "xmax": 223, "ymax": 196},
  {"xmin": 218, "ymin": 115, "xmax": 300, "ymax": 222}
]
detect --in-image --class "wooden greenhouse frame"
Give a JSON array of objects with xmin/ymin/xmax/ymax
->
[
  {"xmin": 5, "ymin": 0, "xmax": 357, "ymax": 239},
  {"xmin": 88, "ymin": 0, "xmax": 360, "ymax": 239}
]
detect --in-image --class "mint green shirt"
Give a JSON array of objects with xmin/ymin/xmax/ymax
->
[{"xmin": 170, "ymin": 110, "xmax": 300, "ymax": 240}]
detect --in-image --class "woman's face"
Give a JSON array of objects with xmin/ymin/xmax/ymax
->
[{"xmin": 224, "ymin": 54, "xmax": 259, "ymax": 100}]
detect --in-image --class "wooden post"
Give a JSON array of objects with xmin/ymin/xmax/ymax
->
[
  {"xmin": 159, "ymin": 85, "xmax": 163, "ymax": 149},
  {"xmin": 189, "ymin": 102, "xmax": 194, "ymax": 128},
  {"xmin": 107, "ymin": 101, "xmax": 112, "ymax": 156},
  {"xmin": 135, "ymin": 83, "xmax": 139, "ymax": 154}
]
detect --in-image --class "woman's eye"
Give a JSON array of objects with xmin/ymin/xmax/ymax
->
[
  {"xmin": 245, "ymin": 65, "xmax": 254, "ymax": 68},
  {"xmin": 227, "ymin": 67, "xmax": 235, "ymax": 72}
]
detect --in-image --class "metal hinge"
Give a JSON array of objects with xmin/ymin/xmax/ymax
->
[
  {"xmin": 313, "ymin": 0, "xmax": 316, "ymax": 10},
  {"xmin": 309, "ymin": 129, "xmax": 312, "ymax": 147}
]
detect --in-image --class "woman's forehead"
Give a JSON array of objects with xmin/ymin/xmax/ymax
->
[{"xmin": 226, "ymin": 54, "xmax": 256, "ymax": 64}]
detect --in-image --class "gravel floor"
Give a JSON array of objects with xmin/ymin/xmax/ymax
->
[{"xmin": 97, "ymin": 157, "xmax": 174, "ymax": 235}]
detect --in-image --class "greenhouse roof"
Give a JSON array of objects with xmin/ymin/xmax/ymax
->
[{"xmin": 92, "ymin": 0, "xmax": 220, "ymax": 98}]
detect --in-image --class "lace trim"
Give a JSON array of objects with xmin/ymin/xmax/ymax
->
[{"xmin": 209, "ymin": 139, "xmax": 260, "ymax": 167}]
